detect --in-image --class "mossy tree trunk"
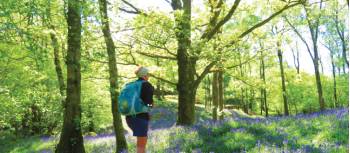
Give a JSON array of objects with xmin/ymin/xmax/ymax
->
[
  {"xmin": 55, "ymin": 0, "xmax": 85, "ymax": 152},
  {"xmin": 98, "ymin": 0, "xmax": 128, "ymax": 152}
]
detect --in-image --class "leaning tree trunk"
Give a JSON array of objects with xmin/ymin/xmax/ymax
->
[
  {"xmin": 304, "ymin": 1, "xmax": 326, "ymax": 111},
  {"xmin": 55, "ymin": 0, "xmax": 85, "ymax": 152},
  {"xmin": 277, "ymin": 41, "xmax": 289, "ymax": 116},
  {"xmin": 313, "ymin": 56, "xmax": 325, "ymax": 111},
  {"xmin": 50, "ymin": 26, "xmax": 66, "ymax": 107},
  {"xmin": 311, "ymin": 36, "xmax": 326, "ymax": 111},
  {"xmin": 98, "ymin": 0, "xmax": 128, "ymax": 152},
  {"xmin": 335, "ymin": 13, "xmax": 349, "ymax": 69},
  {"xmin": 47, "ymin": 0, "xmax": 65, "ymax": 107}
]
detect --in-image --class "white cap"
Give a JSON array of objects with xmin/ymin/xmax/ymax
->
[{"xmin": 135, "ymin": 66, "xmax": 149, "ymax": 77}]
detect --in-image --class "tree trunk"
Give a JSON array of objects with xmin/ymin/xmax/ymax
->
[
  {"xmin": 319, "ymin": 58, "xmax": 324, "ymax": 74},
  {"xmin": 313, "ymin": 51, "xmax": 326, "ymax": 111},
  {"xmin": 305, "ymin": 1, "xmax": 326, "ymax": 111},
  {"xmin": 55, "ymin": 0, "xmax": 85, "ymax": 152},
  {"xmin": 205, "ymin": 75, "xmax": 211, "ymax": 110},
  {"xmin": 277, "ymin": 41, "xmax": 289, "ymax": 116},
  {"xmin": 177, "ymin": 71, "xmax": 196, "ymax": 125},
  {"xmin": 341, "ymin": 39, "xmax": 348, "ymax": 72},
  {"xmin": 291, "ymin": 42, "xmax": 300, "ymax": 74},
  {"xmin": 31, "ymin": 103, "xmax": 42, "ymax": 134},
  {"xmin": 243, "ymin": 89, "xmax": 248, "ymax": 114},
  {"xmin": 335, "ymin": 14, "xmax": 349, "ymax": 69},
  {"xmin": 173, "ymin": 0, "xmax": 196, "ymax": 125},
  {"xmin": 330, "ymin": 52, "xmax": 338, "ymax": 108},
  {"xmin": 218, "ymin": 71, "xmax": 224, "ymax": 120},
  {"xmin": 207, "ymin": 75, "xmax": 212, "ymax": 110},
  {"xmin": 260, "ymin": 50, "xmax": 268, "ymax": 117},
  {"xmin": 259, "ymin": 54, "xmax": 263, "ymax": 115},
  {"xmin": 212, "ymin": 72, "xmax": 219, "ymax": 120},
  {"xmin": 204, "ymin": 78, "xmax": 208, "ymax": 109},
  {"xmin": 260, "ymin": 89, "xmax": 263, "ymax": 115},
  {"xmin": 98, "ymin": 0, "xmax": 128, "ymax": 151},
  {"xmin": 156, "ymin": 80, "xmax": 162, "ymax": 100},
  {"xmin": 310, "ymin": 32, "xmax": 326, "ymax": 111},
  {"xmin": 50, "ymin": 26, "xmax": 66, "ymax": 107},
  {"xmin": 263, "ymin": 87, "xmax": 268, "ymax": 117},
  {"xmin": 156, "ymin": 59, "xmax": 162, "ymax": 100}
]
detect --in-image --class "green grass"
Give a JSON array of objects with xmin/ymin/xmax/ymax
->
[{"xmin": 0, "ymin": 132, "xmax": 57, "ymax": 153}]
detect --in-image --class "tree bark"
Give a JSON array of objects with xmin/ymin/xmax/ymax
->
[
  {"xmin": 334, "ymin": 12, "xmax": 349, "ymax": 69},
  {"xmin": 259, "ymin": 50, "xmax": 268, "ymax": 117},
  {"xmin": 98, "ymin": 0, "xmax": 128, "ymax": 152},
  {"xmin": 291, "ymin": 42, "xmax": 300, "ymax": 74},
  {"xmin": 50, "ymin": 27, "xmax": 66, "ymax": 107},
  {"xmin": 205, "ymin": 75, "xmax": 212, "ymax": 110},
  {"xmin": 307, "ymin": 2, "xmax": 326, "ymax": 111},
  {"xmin": 172, "ymin": 0, "xmax": 197, "ymax": 125},
  {"xmin": 331, "ymin": 54, "xmax": 338, "ymax": 108},
  {"xmin": 277, "ymin": 41, "xmax": 289, "ymax": 116},
  {"xmin": 207, "ymin": 75, "xmax": 212, "ymax": 110},
  {"xmin": 218, "ymin": 71, "xmax": 224, "ymax": 120},
  {"xmin": 212, "ymin": 72, "xmax": 218, "ymax": 120},
  {"xmin": 313, "ymin": 54, "xmax": 325, "ymax": 111},
  {"xmin": 156, "ymin": 58, "xmax": 162, "ymax": 100},
  {"xmin": 55, "ymin": 0, "xmax": 85, "ymax": 152},
  {"xmin": 238, "ymin": 56, "xmax": 248, "ymax": 114}
]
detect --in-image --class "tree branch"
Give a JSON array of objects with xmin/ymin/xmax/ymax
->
[
  {"xmin": 238, "ymin": 2, "xmax": 300, "ymax": 39},
  {"xmin": 223, "ymin": 1, "xmax": 301, "ymax": 49},
  {"xmin": 201, "ymin": 0, "xmax": 240, "ymax": 40},
  {"xmin": 120, "ymin": 0, "xmax": 147, "ymax": 16},
  {"xmin": 136, "ymin": 50, "xmax": 177, "ymax": 60},
  {"xmin": 193, "ymin": 61, "xmax": 217, "ymax": 88},
  {"xmin": 148, "ymin": 73, "xmax": 177, "ymax": 86},
  {"xmin": 225, "ymin": 51, "xmax": 260, "ymax": 70},
  {"xmin": 133, "ymin": 37, "xmax": 176, "ymax": 57},
  {"xmin": 284, "ymin": 16, "xmax": 314, "ymax": 60}
]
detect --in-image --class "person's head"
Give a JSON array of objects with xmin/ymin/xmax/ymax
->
[{"xmin": 135, "ymin": 66, "xmax": 150, "ymax": 80}]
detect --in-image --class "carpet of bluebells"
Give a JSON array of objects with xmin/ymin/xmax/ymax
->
[{"xmin": 1, "ymin": 102, "xmax": 348, "ymax": 153}]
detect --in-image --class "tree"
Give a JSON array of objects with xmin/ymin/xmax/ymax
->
[
  {"xmin": 276, "ymin": 36, "xmax": 289, "ymax": 116},
  {"xmin": 212, "ymin": 72, "xmax": 219, "ymax": 120},
  {"xmin": 98, "ymin": 0, "xmax": 128, "ymax": 152},
  {"xmin": 47, "ymin": 0, "xmax": 66, "ymax": 108},
  {"xmin": 55, "ymin": 0, "xmax": 85, "ymax": 152},
  {"xmin": 291, "ymin": 41, "xmax": 300, "ymax": 74},
  {"xmin": 334, "ymin": 5, "xmax": 349, "ymax": 72},
  {"xmin": 285, "ymin": 0, "xmax": 326, "ymax": 111},
  {"xmin": 170, "ymin": 0, "xmax": 302, "ymax": 125},
  {"xmin": 259, "ymin": 43, "xmax": 268, "ymax": 117}
]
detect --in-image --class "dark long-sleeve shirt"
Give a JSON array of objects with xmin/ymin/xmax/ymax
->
[{"xmin": 126, "ymin": 78, "xmax": 154, "ymax": 120}]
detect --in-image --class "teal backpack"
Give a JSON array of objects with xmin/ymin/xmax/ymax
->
[{"xmin": 118, "ymin": 80, "xmax": 150, "ymax": 116}]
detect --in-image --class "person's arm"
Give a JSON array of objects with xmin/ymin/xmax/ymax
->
[{"xmin": 140, "ymin": 81, "xmax": 154, "ymax": 107}]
